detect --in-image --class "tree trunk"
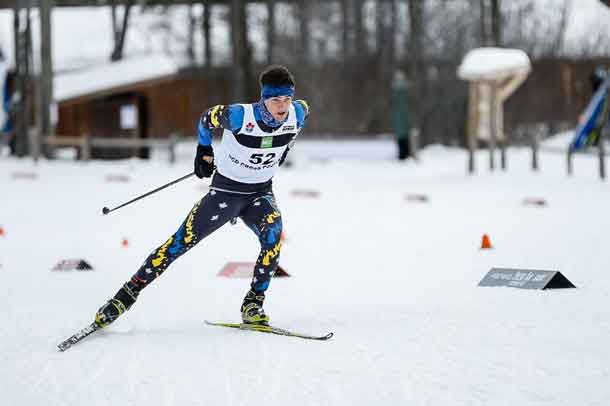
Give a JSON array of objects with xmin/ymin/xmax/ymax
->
[
  {"xmin": 13, "ymin": 1, "xmax": 32, "ymax": 157},
  {"xmin": 187, "ymin": 0, "xmax": 195, "ymax": 62},
  {"xmin": 111, "ymin": 1, "xmax": 119, "ymax": 46},
  {"xmin": 40, "ymin": 0, "xmax": 53, "ymax": 143},
  {"xmin": 376, "ymin": 0, "xmax": 383, "ymax": 56},
  {"xmin": 491, "ymin": 0, "xmax": 502, "ymax": 46},
  {"xmin": 479, "ymin": 0, "xmax": 490, "ymax": 46},
  {"xmin": 202, "ymin": 0, "xmax": 211, "ymax": 68},
  {"xmin": 111, "ymin": 1, "xmax": 133, "ymax": 62},
  {"xmin": 298, "ymin": 1, "xmax": 311, "ymax": 64},
  {"xmin": 353, "ymin": 0, "xmax": 365, "ymax": 56},
  {"xmin": 231, "ymin": 0, "xmax": 254, "ymax": 100},
  {"xmin": 389, "ymin": 0, "xmax": 396, "ymax": 68},
  {"xmin": 340, "ymin": 0, "xmax": 349, "ymax": 60},
  {"xmin": 407, "ymin": 0, "xmax": 424, "ymax": 133},
  {"xmin": 266, "ymin": 0, "xmax": 275, "ymax": 64},
  {"xmin": 376, "ymin": 0, "xmax": 396, "ymax": 68},
  {"xmin": 550, "ymin": 0, "xmax": 570, "ymax": 55}
]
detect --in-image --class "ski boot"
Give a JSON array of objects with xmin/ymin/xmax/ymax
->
[
  {"xmin": 94, "ymin": 282, "xmax": 139, "ymax": 328},
  {"xmin": 241, "ymin": 289, "xmax": 270, "ymax": 325}
]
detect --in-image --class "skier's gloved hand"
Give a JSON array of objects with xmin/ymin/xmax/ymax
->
[{"xmin": 194, "ymin": 144, "xmax": 215, "ymax": 178}]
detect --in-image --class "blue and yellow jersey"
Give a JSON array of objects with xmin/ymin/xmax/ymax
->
[{"xmin": 198, "ymin": 100, "xmax": 309, "ymax": 147}]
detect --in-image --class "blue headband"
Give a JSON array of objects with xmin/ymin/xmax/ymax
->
[{"xmin": 261, "ymin": 84, "xmax": 295, "ymax": 100}]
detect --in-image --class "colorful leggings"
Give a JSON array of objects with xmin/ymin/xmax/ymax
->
[{"xmin": 128, "ymin": 189, "xmax": 283, "ymax": 294}]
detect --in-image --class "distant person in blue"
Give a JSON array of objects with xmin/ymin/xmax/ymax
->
[
  {"xmin": 0, "ymin": 49, "xmax": 14, "ymax": 154},
  {"xmin": 94, "ymin": 65, "xmax": 309, "ymax": 328}
]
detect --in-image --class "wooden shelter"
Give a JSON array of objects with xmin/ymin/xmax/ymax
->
[
  {"xmin": 458, "ymin": 47, "xmax": 531, "ymax": 173},
  {"xmin": 48, "ymin": 56, "xmax": 232, "ymax": 159}
]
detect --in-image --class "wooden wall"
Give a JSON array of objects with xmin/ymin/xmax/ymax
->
[{"xmin": 55, "ymin": 69, "xmax": 233, "ymax": 143}]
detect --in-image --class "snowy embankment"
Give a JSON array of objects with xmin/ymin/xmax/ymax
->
[{"xmin": 1, "ymin": 138, "xmax": 609, "ymax": 406}]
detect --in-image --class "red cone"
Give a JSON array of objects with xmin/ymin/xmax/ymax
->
[{"xmin": 481, "ymin": 234, "xmax": 493, "ymax": 249}]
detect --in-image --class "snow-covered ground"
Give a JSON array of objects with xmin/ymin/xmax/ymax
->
[{"xmin": 1, "ymin": 138, "xmax": 610, "ymax": 406}]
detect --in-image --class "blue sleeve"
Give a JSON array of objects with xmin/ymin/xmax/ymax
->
[
  {"xmin": 227, "ymin": 104, "xmax": 244, "ymax": 132},
  {"xmin": 293, "ymin": 100, "xmax": 310, "ymax": 129},
  {"xmin": 197, "ymin": 116, "xmax": 213, "ymax": 146},
  {"xmin": 197, "ymin": 104, "xmax": 244, "ymax": 146}
]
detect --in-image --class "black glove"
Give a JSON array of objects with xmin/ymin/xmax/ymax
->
[{"xmin": 194, "ymin": 144, "xmax": 215, "ymax": 178}]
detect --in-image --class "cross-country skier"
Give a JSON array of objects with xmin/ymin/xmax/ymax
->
[{"xmin": 94, "ymin": 65, "xmax": 309, "ymax": 327}]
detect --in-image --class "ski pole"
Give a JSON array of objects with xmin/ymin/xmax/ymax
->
[{"xmin": 102, "ymin": 172, "xmax": 196, "ymax": 215}]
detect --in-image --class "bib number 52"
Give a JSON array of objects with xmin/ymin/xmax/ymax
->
[{"xmin": 249, "ymin": 153, "xmax": 276, "ymax": 165}]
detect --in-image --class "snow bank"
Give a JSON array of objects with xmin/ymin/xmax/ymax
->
[{"xmin": 2, "ymin": 140, "xmax": 610, "ymax": 405}]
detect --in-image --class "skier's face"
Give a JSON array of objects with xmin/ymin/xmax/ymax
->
[{"xmin": 264, "ymin": 96, "xmax": 292, "ymax": 122}]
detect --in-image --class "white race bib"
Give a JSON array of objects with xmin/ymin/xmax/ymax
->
[{"xmin": 215, "ymin": 103, "xmax": 299, "ymax": 184}]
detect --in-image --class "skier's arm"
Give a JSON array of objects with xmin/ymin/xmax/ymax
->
[
  {"xmin": 279, "ymin": 100, "xmax": 310, "ymax": 166},
  {"xmin": 197, "ymin": 104, "xmax": 244, "ymax": 146},
  {"xmin": 195, "ymin": 104, "xmax": 244, "ymax": 178}
]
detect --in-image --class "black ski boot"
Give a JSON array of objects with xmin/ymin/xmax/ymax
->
[
  {"xmin": 94, "ymin": 282, "xmax": 139, "ymax": 328},
  {"xmin": 241, "ymin": 289, "xmax": 270, "ymax": 325}
]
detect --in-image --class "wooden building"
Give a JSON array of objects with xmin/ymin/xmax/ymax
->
[{"xmin": 51, "ymin": 55, "xmax": 231, "ymax": 158}]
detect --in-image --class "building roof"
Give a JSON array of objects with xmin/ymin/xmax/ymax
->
[{"xmin": 54, "ymin": 54, "xmax": 180, "ymax": 103}]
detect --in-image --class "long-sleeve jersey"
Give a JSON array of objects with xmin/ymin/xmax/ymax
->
[{"xmin": 197, "ymin": 100, "xmax": 309, "ymax": 193}]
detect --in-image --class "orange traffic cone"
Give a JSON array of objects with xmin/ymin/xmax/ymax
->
[
  {"xmin": 0, "ymin": 226, "xmax": 5, "ymax": 237},
  {"xmin": 121, "ymin": 238, "xmax": 129, "ymax": 248},
  {"xmin": 480, "ymin": 234, "xmax": 492, "ymax": 249}
]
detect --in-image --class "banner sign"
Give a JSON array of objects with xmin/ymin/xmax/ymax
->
[{"xmin": 478, "ymin": 268, "xmax": 575, "ymax": 290}]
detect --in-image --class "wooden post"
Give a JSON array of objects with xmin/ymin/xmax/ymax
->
[
  {"xmin": 40, "ymin": 0, "xmax": 54, "ymax": 160},
  {"xmin": 532, "ymin": 127, "xmax": 539, "ymax": 171},
  {"xmin": 82, "ymin": 135, "xmax": 91, "ymax": 161},
  {"xmin": 266, "ymin": 0, "xmax": 275, "ymax": 64},
  {"xmin": 202, "ymin": 0, "xmax": 211, "ymax": 68},
  {"xmin": 409, "ymin": 128, "xmax": 419, "ymax": 161},
  {"xmin": 488, "ymin": 82, "xmax": 497, "ymax": 171},
  {"xmin": 496, "ymin": 87, "xmax": 507, "ymax": 170},
  {"xmin": 168, "ymin": 133, "xmax": 177, "ymax": 164},
  {"xmin": 467, "ymin": 83, "xmax": 477, "ymax": 174}
]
